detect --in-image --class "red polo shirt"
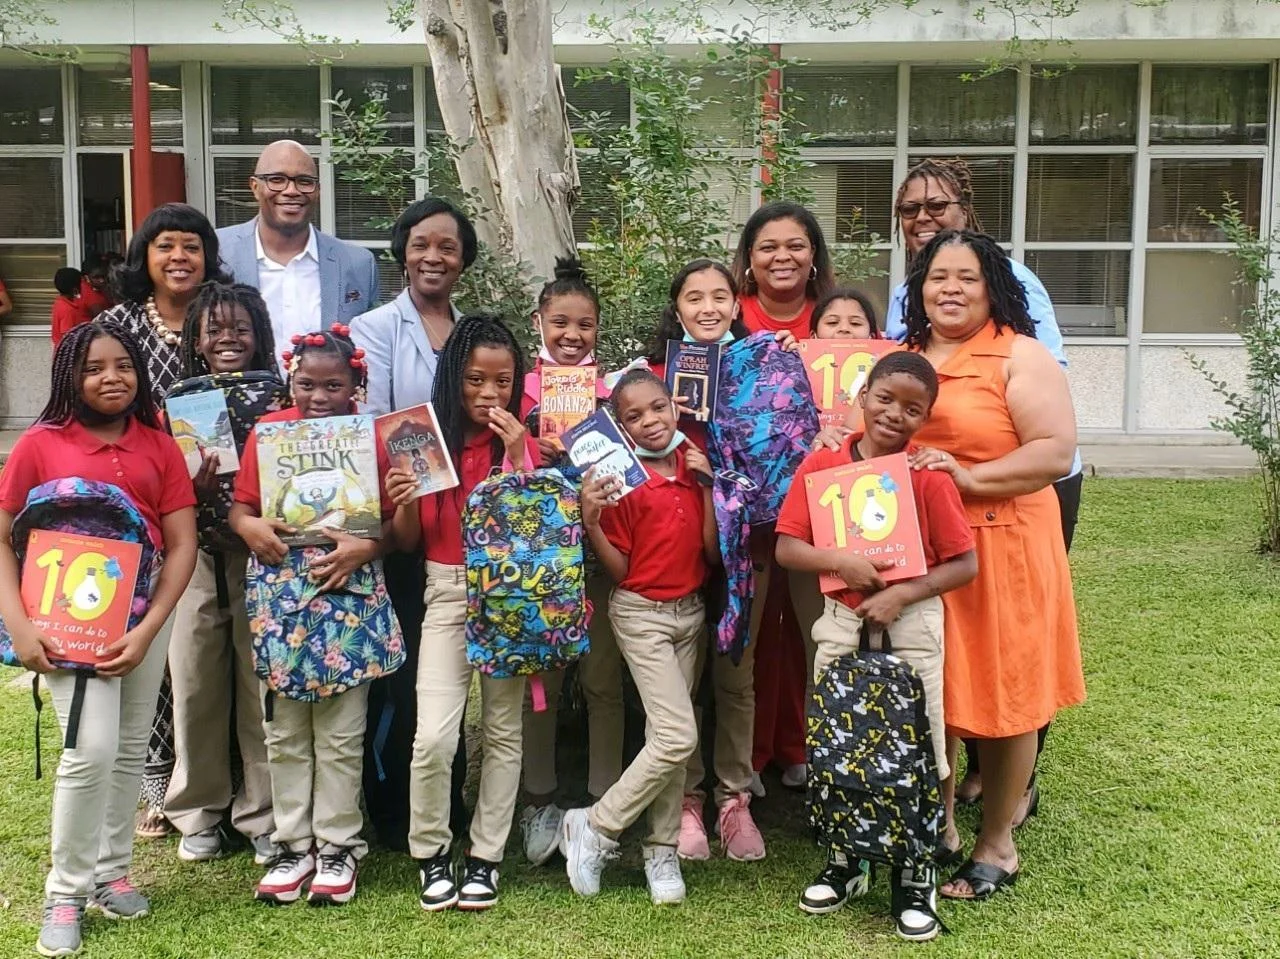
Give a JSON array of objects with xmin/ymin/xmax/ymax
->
[
  {"xmin": 739, "ymin": 295, "xmax": 814, "ymax": 339},
  {"xmin": 417, "ymin": 429, "xmax": 539, "ymax": 565},
  {"xmin": 79, "ymin": 278, "xmax": 112, "ymax": 318},
  {"xmin": 0, "ymin": 418, "xmax": 195, "ymax": 550},
  {"xmin": 51, "ymin": 296, "xmax": 89, "ymax": 348},
  {"xmin": 775, "ymin": 433, "xmax": 974, "ymax": 610},
  {"xmin": 598, "ymin": 446, "xmax": 708, "ymax": 601}
]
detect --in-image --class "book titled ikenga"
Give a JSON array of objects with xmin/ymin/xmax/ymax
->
[
  {"xmin": 374, "ymin": 403, "xmax": 459, "ymax": 500},
  {"xmin": 539, "ymin": 366, "xmax": 597, "ymax": 439},
  {"xmin": 256, "ymin": 414, "xmax": 382, "ymax": 546}
]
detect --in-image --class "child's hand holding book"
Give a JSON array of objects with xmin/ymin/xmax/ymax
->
[
  {"xmin": 831, "ymin": 552, "xmax": 898, "ymax": 594},
  {"xmin": 581, "ymin": 468, "xmax": 622, "ymax": 528},
  {"xmin": 308, "ymin": 529, "xmax": 379, "ymax": 592},
  {"xmin": 235, "ymin": 515, "xmax": 293, "ymax": 566},
  {"xmin": 385, "ymin": 467, "xmax": 421, "ymax": 508}
]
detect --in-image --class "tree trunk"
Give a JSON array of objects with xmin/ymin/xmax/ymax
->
[{"xmin": 418, "ymin": 0, "xmax": 578, "ymax": 280}]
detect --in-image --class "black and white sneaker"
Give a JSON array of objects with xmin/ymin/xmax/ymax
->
[
  {"xmin": 417, "ymin": 850, "xmax": 458, "ymax": 912},
  {"xmin": 456, "ymin": 855, "xmax": 500, "ymax": 911},
  {"xmin": 798, "ymin": 850, "xmax": 871, "ymax": 915},
  {"xmin": 891, "ymin": 865, "xmax": 945, "ymax": 942}
]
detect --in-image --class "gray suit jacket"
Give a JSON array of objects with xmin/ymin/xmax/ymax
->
[{"xmin": 216, "ymin": 218, "xmax": 380, "ymax": 329}]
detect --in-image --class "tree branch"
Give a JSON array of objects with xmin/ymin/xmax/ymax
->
[{"xmin": 450, "ymin": 0, "xmax": 505, "ymax": 119}]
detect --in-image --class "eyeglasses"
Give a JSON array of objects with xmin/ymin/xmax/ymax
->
[
  {"xmin": 252, "ymin": 173, "xmax": 319, "ymax": 194},
  {"xmin": 897, "ymin": 198, "xmax": 962, "ymax": 219}
]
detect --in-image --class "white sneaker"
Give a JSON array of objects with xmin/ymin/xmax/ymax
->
[
  {"xmin": 560, "ymin": 807, "xmax": 619, "ymax": 897},
  {"xmin": 521, "ymin": 803, "xmax": 565, "ymax": 866},
  {"xmin": 308, "ymin": 849, "xmax": 358, "ymax": 906},
  {"xmin": 748, "ymin": 771, "xmax": 767, "ymax": 798},
  {"xmin": 781, "ymin": 763, "xmax": 808, "ymax": 789},
  {"xmin": 255, "ymin": 849, "xmax": 316, "ymax": 904},
  {"xmin": 643, "ymin": 845, "xmax": 686, "ymax": 905},
  {"xmin": 799, "ymin": 850, "xmax": 871, "ymax": 915}
]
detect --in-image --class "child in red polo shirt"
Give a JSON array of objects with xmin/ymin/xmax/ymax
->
[
  {"xmin": 0, "ymin": 320, "xmax": 198, "ymax": 957},
  {"xmin": 775, "ymin": 351, "xmax": 977, "ymax": 943},
  {"xmin": 386, "ymin": 314, "xmax": 537, "ymax": 913},
  {"xmin": 51, "ymin": 267, "xmax": 89, "ymax": 348},
  {"xmin": 560, "ymin": 369, "xmax": 718, "ymax": 907}
]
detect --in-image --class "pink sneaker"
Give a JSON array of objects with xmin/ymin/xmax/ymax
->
[
  {"xmin": 677, "ymin": 795, "xmax": 710, "ymax": 861},
  {"xmin": 718, "ymin": 792, "xmax": 766, "ymax": 862}
]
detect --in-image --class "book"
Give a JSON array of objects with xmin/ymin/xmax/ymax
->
[
  {"xmin": 796, "ymin": 339, "xmax": 901, "ymax": 430},
  {"xmin": 166, "ymin": 388, "xmax": 239, "ymax": 478},
  {"xmin": 20, "ymin": 529, "xmax": 143, "ymax": 667},
  {"xmin": 563, "ymin": 408, "xmax": 649, "ymax": 501},
  {"xmin": 539, "ymin": 365, "xmax": 597, "ymax": 438},
  {"xmin": 663, "ymin": 340, "xmax": 720, "ymax": 422},
  {"xmin": 255, "ymin": 413, "xmax": 383, "ymax": 546},
  {"xmin": 374, "ymin": 403, "xmax": 459, "ymax": 500},
  {"xmin": 803, "ymin": 451, "xmax": 927, "ymax": 595}
]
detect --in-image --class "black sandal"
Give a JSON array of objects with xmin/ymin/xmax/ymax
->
[
  {"xmin": 934, "ymin": 839, "xmax": 965, "ymax": 869},
  {"xmin": 941, "ymin": 859, "xmax": 1018, "ymax": 901}
]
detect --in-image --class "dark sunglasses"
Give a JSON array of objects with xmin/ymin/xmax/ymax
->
[
  {"xmin": 252, "ymin": 173, "xmax": 319, "ymax": 194},
  {"xmin": 897, "ymin": 198, "xmax": 962, "ymax": 219}
]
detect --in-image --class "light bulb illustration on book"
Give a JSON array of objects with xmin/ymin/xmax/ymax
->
[
  {"xmin": 69, "ymin": 567, "xmax": 104, "ymax": 613},
  {"xmin": 859, "ymin": 488, "xmax": 889, "ymax": 534},
  {"xmin": 843, "ymin": 473, "xmax": 900, "ymax": 543}
]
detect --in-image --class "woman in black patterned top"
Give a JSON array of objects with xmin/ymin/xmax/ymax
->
[{"xmin": 102, "ymin": 203, "xmax": 232, "ymax": 838}]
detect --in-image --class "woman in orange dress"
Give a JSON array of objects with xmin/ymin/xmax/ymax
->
[{"xmin": 904, "ymin": 229, "xmax": 1084, "ymax": 900}]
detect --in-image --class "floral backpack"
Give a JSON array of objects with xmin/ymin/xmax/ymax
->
[
  {"xmin": 0, "ymin": 478, "xmax": 159, "ymax": 775},
  {"xmin": 463, "ymin": 469, "xmax": 590, "ymax": 707},
  {"xmin": 245, "ymin": 549, "xmax": 404, "ymax": 709}
]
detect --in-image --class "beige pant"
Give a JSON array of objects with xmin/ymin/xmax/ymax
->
[
  {"xmin": 165, "ymin": 548, "xmax": 273, "ymax": 839},
  {"xmin": 408, "ymin": 563, "xmax": 526, "ymax": 863},
  {"xmin": 811, "ymin": 596, "xmax": 949, "ymax": 780},
  {"xmin": 591, "ymin": 589, "xmax": 702, "ymax": 848},
  {"xmin": 522, "ymin": 574, "xmax": 624, "ymax": 800},
  {"xmin": 264, "ymin": 683, "xmax": 369, "ymax": 857},
  {"xmin": 789, "ymin": 568, "xmax": 825, "ymax": 682}
]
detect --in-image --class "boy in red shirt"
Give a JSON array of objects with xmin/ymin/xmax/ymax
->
[
  {"xmin": 775, "ymin": 351, "xmax": 977, "ymax": 943},
  {"xmin": 51, "ymin": 268, "xmax": 88, "ymax": 348}
]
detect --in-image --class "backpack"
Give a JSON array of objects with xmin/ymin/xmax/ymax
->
[
  {"xmin": 165, "ymin": 371, "xmax": 290, "ymax": 553},
  {"xmin": 245, "ymin": 550, "xmax": 404, "ymax": 706},
  {"xmin": 807, "ymin": 623, "xmax": 943, "ymax": 869},
  {"xmin": 463, "ymin": 469, "xmax": 590, "ymax": 692}
]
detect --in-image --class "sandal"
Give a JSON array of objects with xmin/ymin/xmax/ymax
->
[
  {"xmin": 934, "ymin": 839, "xmax": 965, "ymax": 869},
  {"xmin": 1013, "ymin": 780, "xmax": 1041, "ymax": 829},
  {"xmin": 941, "ymin": 858, "xmax": 1018, "ymax": 901},
  {"xmin": 134, "ymin": 807, "xmax": 173, "ymax": 840}
]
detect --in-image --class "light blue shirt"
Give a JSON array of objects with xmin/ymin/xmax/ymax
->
[
  {"xmin": 350, "ymin": 289, "xmax": 462, "ymax": 416},
  {"xmin": 884, "ymin": 258, "xmax": 1082, "ymax": 479}
]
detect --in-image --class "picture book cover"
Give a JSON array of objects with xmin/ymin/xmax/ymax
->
[
  {"xmin": 563, "ymin": 408, "xmax": 649, "ymax": 501},
  {"xmin": 20, "ymin": 529, "xmax": 143, "ymax": 666},
  {"xmin": 664, "ymin": 340, "xmax": 720, "ymax": 422},
  {"xmin": 256, "ymin": 413, "xmax": 382, "ymax": 546},
  {"xmin": 375, "ymin": 403, "xmax": 458, "ymax": 500},
  {"xmin": 803, "ymin": 451, "xmax": 926, "ymax": 595},
  {"xmin": 796, "ymin": 339, "xmax": 901, "ymax": 430},
  {"xmin": 539, "ymin": 365, "xmax": 598, "ymax": 439},
  {"xmin": 166, "ymin": 388, "xmax": 239, "ymax": 478}
]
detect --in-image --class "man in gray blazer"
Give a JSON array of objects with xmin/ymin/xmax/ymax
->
[{"xmin": 217, "ymin": 139, "xmax": 378, "ymax": 364}]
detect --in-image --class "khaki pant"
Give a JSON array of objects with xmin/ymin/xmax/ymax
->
[
  {"xmin": 264, "ymin": 683, "xmax": 370, "ymax": 857},
  {"xmin": 408, "ymin": 563, "xmax": 526, "ymax": 863},
  {"xmin": 811, "ymin": 596, "xmax": 949, "ymax": 780},
  {"xmin": 591, "ymin": 589, "xmax": 702, "ymax": 848},
  {"xmin": 165, "ymin": 548, "xmax": 273, "ymax": 839},
  {"xmin": 522, "ymin": 574, "xmax": 624, "ymax": 800},
  {"xmin": 789, "ymin": 568, "xmax": 825, "ymax": 681}
]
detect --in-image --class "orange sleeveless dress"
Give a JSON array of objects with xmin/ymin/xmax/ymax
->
[{"xmin": 912, "ymin": 322, "xmax": 1085, "ymax": 738}]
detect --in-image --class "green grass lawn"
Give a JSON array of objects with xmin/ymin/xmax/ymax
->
[{"xmin": 2, "ymin": 478, "xmax": 1279, "ymax": 958}]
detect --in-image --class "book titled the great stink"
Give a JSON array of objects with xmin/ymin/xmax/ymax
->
[{"xmin": 256, "ymin": 414, "xmax": 382, "ymax": 546}]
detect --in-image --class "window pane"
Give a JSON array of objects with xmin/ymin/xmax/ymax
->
[
  {"xmin": 335, "ymin": 155, "xmax": 414, "ymax": 241},
  {"xmin": 909, "ymin": 68, "xmax": 1015, "ymax": 146},
  {"xmin": 1027, "ymin": 155, "xmax": 1133, "ymax": 242},
  {"xmin": 331, "ymin": 67, "xmax": 414, "ymax": 147},
  {"xmin": 375, "ymin": 250, "xmax": 401, "ymax": 298},
  {"xmin": 799, "ymin": 160, "xmax": 894, "ymax": 241},
  {"xmin": 786, "ymin": 66, "xmax": 896, "ymax": 147},
  {"xmin": 210, "ymin": 67, "xmax": 320, "ymax": 145},
  {"xmin": 1030, "ymin": 64, "xmax": 1137, "ymax": 144},
  {"xmin": 564, "ymin": 68, "xmax": 630, "ymax": 132},
  {"xmin": 0, "ymin": 244, "xmax": 66, "ymax": 323},
  {"xmin": 1150, "ymin": 64, "xmax": 1269, "ymax": 145},
  {"xmin": 1024, "ymin": 250, "xmax": 1129, "ymax": 336},
  {"xmin": 77, "ymin": 66, "xmax": 183, "ymax": 147},
  {"xmin": 1144, "ymin": 250, "xmax": 1252, "ymax": 333},
  {"xmin": 213, "ymin": 156, "xmax": 260, "ymax": 229},
  {"xmin": 1148, "ymin": 158, "xmax": 1262, "ymax": 242},
  {"xmin": 693, "ymin": 70, "xmax": 754, "ymax": 147},
  {"xmin": 573, "ymin": 153, "xmax": 621, "ymax": 240},
  {"xmin": 832, "ymin": 248, "xmax": 890, "ymax": 323},
  {"xmin": 0, "ymin": 158, "xmax": 63, "ymax": 237},
  {"xmin": 0, "ymin": 68, "xmax": 62, "ymax": 145}
]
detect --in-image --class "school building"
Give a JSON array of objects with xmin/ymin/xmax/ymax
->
[{"xmin": 1, "ymin": 0, "xmax": 1277, "ymax": 437}]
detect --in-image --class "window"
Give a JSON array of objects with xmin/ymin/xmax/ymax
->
[
  {"xmin": 77, "ymin": 66, "xmax": 183, "ymax": 147},
  {"xmin": 0, "ymin": 68, "xmax": 63, "ymax": 145},
  {"xmin": 566, "ymin": 71, "xmax": 631, "ymax": 239},
  {"xmin": 1147, "ymin": 158, "xmax": 1263, "ymax": 241},
  {"xmin": 787, "ymin": 67, "xmax": 897, "ymax": 147},
  {"xmin": 801, "ymin": 160, "xmax": 895, "ymax": 241},
  {"xmin": 0, "ymin": 244, "xmax": 65, "ymax": 324},
  {"xmin": 1150, "ymin": 64, "xmax": 1269, "ymax": 145},
  {"xmin": 331, "ymin": 67, "xmax": 415, "ymax": 147},
  {"xmin": 1027, "ymin": 155, "xmax": 1134, "ymax": 243},
  {"xmin": 564, "ymin": 68, "xmax": 630, "ymax": 131},
  {"xmin": 909, "ymin": 68, "xmax": 1015, "ymax": 146},
  {"xmin": 0, "ymin": 158, "xmax": 64, "ymax": 238},
  {"xmin": 1026, "ymin": 250, "xmax": 1130, "ymax": 337},
  {"xmin": 210, "ymin": 67, "xmax": 321, "ymax": 145},
  {"xmin": 1143, "ymin": 250, "xmax": 1251, "ymax": 334},
  {"xmin": 1030, "ymin": 65, "xmax": 1138, "ymax": 145},
  {"xmin": 212, "ymin": 156, "xmax": 260, "ymax": 228},
  {"xmin": 334, "ymin": 155, "xmax": 415, "ymax": 241}
]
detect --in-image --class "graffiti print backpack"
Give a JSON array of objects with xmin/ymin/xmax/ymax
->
[
  {"xmin": 807, "ymin": 622, "xmax": 943, "ymax": 869},
  {"xmin": 463, "ymin": 469, "xmax": 590, "ymax": 692}
]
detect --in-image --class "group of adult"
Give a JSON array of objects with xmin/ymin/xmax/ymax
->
[{"xmin": 99, "ymin": 136, "xmax": 1082, "ymax": 899}]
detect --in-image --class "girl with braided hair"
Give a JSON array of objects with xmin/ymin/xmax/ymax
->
[{"xmin": 0, "ymin": 321, "xmax": 197, "ymax": 956}]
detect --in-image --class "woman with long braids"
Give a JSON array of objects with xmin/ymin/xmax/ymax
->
[{"xmin": 903, "ymin": 230, "xmax": 1084, "ymax": 900}]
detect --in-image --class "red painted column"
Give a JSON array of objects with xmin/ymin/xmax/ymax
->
[
  {"xmin": 759, "ymin": 43, "xmax": 782, "ymax": 192},
  {"xmin": 130, "ymin": 44, "xmax": 154, "ymax": 228}
]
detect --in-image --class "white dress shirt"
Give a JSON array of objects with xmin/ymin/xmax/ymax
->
[{"xmin": 255, "ymin": 225, "xmax": 322, "ymax": 372}]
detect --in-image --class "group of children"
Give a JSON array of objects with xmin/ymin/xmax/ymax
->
[
  {"xmin": 50, "ymin": 254, "xmax": 116, "ymax": 348},
  {"xmin": 1, "ymin": 251, "xmax": 981, "ymax": 957}
]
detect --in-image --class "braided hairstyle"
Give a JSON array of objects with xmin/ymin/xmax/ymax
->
[
  {"xmin": 180, "ymin": 281, "xmax": 278, "ymax": 378},
  {"xmin": 280, "ymin": 324, "xmax": 368, "ymax": 402},
  {"xmin": 431, "ymin": 313, "xmax": 526, "ymax": 470},
  {"xmin": 645, "ymin": 258, "xmax": 749, "ymax": 364},
  {"xmin": 864, "ymin": 351, "xmax": 939, "ymax": 407},
  {"xmin": 894, "ymin": 158, "xmax": 983, "ymax": 261},
  {"xmin": 38, "ymin": 320, "xmax": 161, "ymax": 429},
  {"xmin": 903, "ymin": 230, "xmax": 1035, "ymax": 350},
  {"xmin": 538, "ymin": 255, "xmax": 600, "ymax": 315}
]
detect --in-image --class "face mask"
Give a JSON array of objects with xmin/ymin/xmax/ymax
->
[
  {"xmin": 634, "ymin": 428, "xmax": 687, "ymax": 459},
  {"xmin": 682, "ymin": 328, "xmax": 735, "ymax": 345},
  {"xmin": 535, "ymin": 313, "xmax": 595, "ymax": 366}
]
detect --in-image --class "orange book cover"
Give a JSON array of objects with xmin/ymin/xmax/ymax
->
[
  {"xmin": 797, "ymin": 339, "xmax": 901, "ymax": 429},
  {"xmin": 803, "ymin": 451, "xmax": 927, "ymax": 595},
  {"xmin": 540, "ymin": 366, "xmax": 597, "ymax": 438},
  {"xmin": 375, "ymin": 403, "xmax": 459, "ymax": 500},
  {"xmin": 20, "ymin": 529, "xmax": 143, "ymax": 666}
]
